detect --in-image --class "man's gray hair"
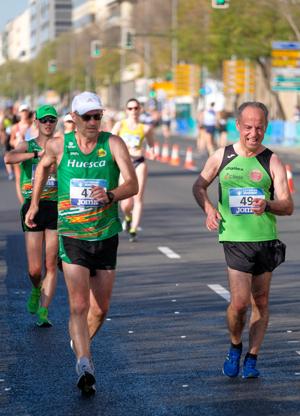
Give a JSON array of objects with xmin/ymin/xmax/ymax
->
[{"xmin": 236, "ymin": 102, "xmax": 269, "ymax": 123}]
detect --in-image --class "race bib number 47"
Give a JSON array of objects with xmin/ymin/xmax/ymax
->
[
  {"xmin": 229, "ymin": 188, "xmax": 265, "ymax": 215},
  {"xmin": 70, "ymin": 178, "xmax": 108, "ymax": 207}
]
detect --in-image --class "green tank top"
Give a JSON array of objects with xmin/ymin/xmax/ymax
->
[
  {"xmin": 218, "ymin": 145, "xmax": 277, "ymax": 242},
  {"xmin": 57, "ymin": 131, "xmax": 122, "ymax": 241},
  {"xmin": 20, "ymin": 139, "xmax": 58, "ymax": 201}
]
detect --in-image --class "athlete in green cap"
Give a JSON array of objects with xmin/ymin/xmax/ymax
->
[
  {"xmin": 193, "ymin": 101, "xmax": 293, "ymax": 380},
  {"xmin": 4, "ymin": 104, "xmax": 59, "ymax": 328},
  {"xmin": 25, "ymin": 91, "xmax": 138, "ymax": 396}
]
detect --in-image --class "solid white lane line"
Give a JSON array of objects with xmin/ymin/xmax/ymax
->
[
  {"xmin": 158, "ymin": 246, "xmax": 181, "ymax": 259},
  {"xmin": 208, "ymin": 284, "xmax": 230, "ymax": 302}
]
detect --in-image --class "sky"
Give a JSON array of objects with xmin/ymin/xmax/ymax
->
[{"xmin": 0, "ymin": 1, "xmax": 29, "ymax": 32}]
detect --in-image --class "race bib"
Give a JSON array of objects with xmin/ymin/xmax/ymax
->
[
  {"xmin": 229, "ymin": 188, "xmax": 265, "ymax": 215},
  {"xmin": 32, "ymin": 165, "xmax": 57, "ymax": 187},
  {"xmin": 70, "ymin": 178, "xmax": 107, "ymax": 207},
  {"xmin": 122, "ymin": 133, "xmax": 140, "ymax": 149}
]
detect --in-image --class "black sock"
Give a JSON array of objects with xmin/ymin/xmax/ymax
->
[
  {"xmin": 231, "ymin": 342, "xmax": 243, "ymax": 351},
  {"xmin": 245, "ymin": 352, "xmax": 257, "ymax": 360}
]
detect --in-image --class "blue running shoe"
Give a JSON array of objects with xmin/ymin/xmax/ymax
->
[
  {"xmin": 242, "ymin": 356, "xmax": 260, "ymax": 379},
  {"xmin": 222, "ymin": 346, "xmax": 242, "ymax": 377}
]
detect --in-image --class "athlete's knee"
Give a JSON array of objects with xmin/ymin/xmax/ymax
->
[
  {"xmin": 229, "ymin": 300, "xmax": 248, "ymax": 315},
  {"xmin": 90, "ymin": 304, "xmax": 108, "ymax": 323},
  {"xmin": 252, "ymin": 292, "xmax": 269, "ymax": 311},
  {"xmin": 69, "ymin": 297, "xmax": 90, "ymax": 317},
  {"xmin": 44, "ymin": 257, "xmax": 58, "ymax": 274},
  {"xmin": 28, "ymin": 269, "xmax": 42, "ymax": 281}
]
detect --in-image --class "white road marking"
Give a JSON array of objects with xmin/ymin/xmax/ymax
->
[
  {"xmin": 158, "ymin": 246, "xmax": 181, "ymax": 259},
  {"xmin": 208, "ymin": 284, "xmax": 230, "ymax": 302}
]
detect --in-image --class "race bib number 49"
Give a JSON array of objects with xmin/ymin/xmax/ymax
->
[
  {"xmin": 229, "ymin": 188, "xmax": 265, "ymax": 215},
  {"xmin": 70, "ymin": 178, "xmax": 108, "ymax": 207}
]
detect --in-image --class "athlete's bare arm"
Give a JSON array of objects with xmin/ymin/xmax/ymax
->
[
  {"xmin": 89, "ymin": 134, "xmax": 138, "ymax": 205},
  {"xmin": 4, "ymin": 141, "xmax": 44, "ymax": 164},
  {"xmin": 109, "ymin": 134, "xmax": 138, "ymax": 199},
  {"xmin": 24, "ymin": 138, "xmax": 62, "ymax": 228},
  {"xmin": 110, "ymin": 121, "xmax": 121, "ymax": 136},
  {"xmin": 252, "ymin": 153, "xmax": 294, "ymax": 216},
  {"xmin": 192, "ymin": 148, "xmax": 224, "ymax": 231}
]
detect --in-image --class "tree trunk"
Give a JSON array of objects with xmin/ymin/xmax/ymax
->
[{"xmin": 256, "ymin": 57, "xmax": 286, "ymax": 120}]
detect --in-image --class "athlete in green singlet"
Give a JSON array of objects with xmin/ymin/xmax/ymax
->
[
  {"xmin": 193, "ymin": 102, "xmax": 293, "ymax": 379},
  {"xmin": 4, "ymin": 105, "xmax": 58, "ymax": 327},
  {"xmin": 25, "ymin": 92, "xmax": 138, "ymax": 396}
]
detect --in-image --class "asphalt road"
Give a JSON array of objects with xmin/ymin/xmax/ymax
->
[{"xmin": 0, "ymin": 142, "xmax": 300, "ymax": 416}]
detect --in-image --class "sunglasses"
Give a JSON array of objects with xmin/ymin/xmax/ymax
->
[
  {"xmin": 39, "ymin": 116, "xmax": 57, "ymax": 124},
  {"xmin": 127, "ymin": 106, "xmax": 139, "ymax": 111},
  {"xmin": 79, "ymin": 113, "xmax": 102, "ymax": 121}
]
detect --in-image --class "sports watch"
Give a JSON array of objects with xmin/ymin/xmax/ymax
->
[{"xmin": 106, "ymin": 191, "xmax": 115, "ymax": 204}]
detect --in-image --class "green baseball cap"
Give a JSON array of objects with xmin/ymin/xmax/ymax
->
[{"xmin": 36, "ymin": 105, "xmax": 58, "ymax": 120}]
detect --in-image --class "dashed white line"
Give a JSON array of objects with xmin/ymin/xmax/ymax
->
[
  {"xmin": 158, "ymin": 246, "xmax": 181, "ymax": 259},
  {"xmin": 208, "ymin": 284, "xmax": 230, "ymax": 302}
]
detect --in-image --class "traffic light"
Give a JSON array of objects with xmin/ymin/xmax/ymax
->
[
  {"xmin": 124, "ymin": 30, "xmax": 135, "ymax": 49},
  {"xmin": 48, "ymin": 60, "xmax": 57, "ymax": 74},
  {"xmin": 149, "ymin": 89, "xmax": 156, "ymax": 98},
  {"xmin": 90, "ymin": 40, "xmax": 101, "ymax": 58},
  {"xmin": 212, "ymin": 0, "xmax": 229, "ymax": 8}
]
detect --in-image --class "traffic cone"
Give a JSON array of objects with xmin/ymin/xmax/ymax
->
[
  {"xmin": 286, "ymin": 164, "xmax": 295, "ymax": 193},
  {"xmin": 160, "ymin": 143, "xmax": 170, "ymax": 163},
  {"xmin": 145, "ymin": 145, "xmax": 151, "ymax": 159},
  {"xmin": 184, "ymin": 146, "xmax": 197, "ymax": 170},
  {"xmin": 169, "ymin": 144, "xmax": 181, "ymax": 166},
  {"xmin": 154, "ymin": 141, "xmax": 161, "ymax": 161}
]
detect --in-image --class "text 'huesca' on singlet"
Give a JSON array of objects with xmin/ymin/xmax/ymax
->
[
  {"xmin": 218, "ymin": 144, "xmax": 277, "ymax": 242},
  {"xmin": 119, "ymin": 119, "xmax": 145, "ymax": 151},
  {"xmin": 20, "ymin": 138, "xmax": 58, "ymax": 201},
  {"xmin": 57, "ymin": 131, "xmax": 122, "ymax": 241}
]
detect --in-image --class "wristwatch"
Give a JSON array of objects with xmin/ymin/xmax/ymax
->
[
  {"xmin": 264, "ymin": 201, "xmax": 271, "ymax": 212},
  {"xmin": 106, "ymin": 191, "xmax": 115, "ymax": 204},
  {"xmin": 33, "ymin": 150, "xmax": 39, "ymax": 159}
]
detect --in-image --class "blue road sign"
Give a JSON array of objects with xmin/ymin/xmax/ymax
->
[{"xmin": 272, "ymin": 41, "xmax": 300, "ymax": 50}]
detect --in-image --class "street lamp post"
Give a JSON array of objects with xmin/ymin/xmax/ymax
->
[{"xmin": 171, "ymin": 0, "xmax": 178, "ymax": 72}]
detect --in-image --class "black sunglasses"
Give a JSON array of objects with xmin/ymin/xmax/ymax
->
[
  {"xmin": 79, "ymin": 113, "xmax": 102, "ymax": 121},
  {"xmin": 127, "ymin": 106, "xmax": 139, "ymax": 111},
  {"xmin": 39, "ymin": 116, "xmax": 57, "ymax": 124}
]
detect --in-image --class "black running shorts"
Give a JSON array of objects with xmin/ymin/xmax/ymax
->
[
  {"xmin": 59, "ymin": 234, "xmax": 119, "ymax": 276},
  {"xmin": 21, "ymin": 200, "xmax": 58, "ymax": 232},
  {"xmin": 222, "ymin": 240, "xmax": 286, "ymax": 275}
]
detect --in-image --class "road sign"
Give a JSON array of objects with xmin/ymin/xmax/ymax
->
[
  {"xmin": 174, "ymin": 64, "xmax": 200, "ymax": 96},
  {"xmin": 272, "ymin": 41, "xmax": 300, "ymax": 50},
  {"xmin": 223, "ymin": 59, "xmax": 255, "ymax": 94},
  {"xmin": 271, "ymin": 40, "xmax": 300, "ymax": 90},
  {"xmin": 272, "ymin": 50, "xmax": 300, "ymax": 58}
]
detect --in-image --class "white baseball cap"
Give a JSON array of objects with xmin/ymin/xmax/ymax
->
[
  {"xmin": 71, "ymin": 91, "xmax": 104, "ymax": 115},
  {"xmin": 19, "ymin": 104, "xmax": 29, "ymax": 112},
  {"xmin": 63, "ymin": 113, "xmax": 74, "ymax": 122}
]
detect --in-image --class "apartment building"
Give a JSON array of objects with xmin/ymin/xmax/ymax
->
[{"xmin": 29, "ymin": 0, "xmax": 72, "ymax": 58}]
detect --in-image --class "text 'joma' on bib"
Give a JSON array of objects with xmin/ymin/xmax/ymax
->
[
  {"xmin": 229, "ymin": 188, "xmax": 265, "ymax": 215},
  {"xmin": 70, "ymin": 178, "xmax": 107, "ymax": 207}
]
